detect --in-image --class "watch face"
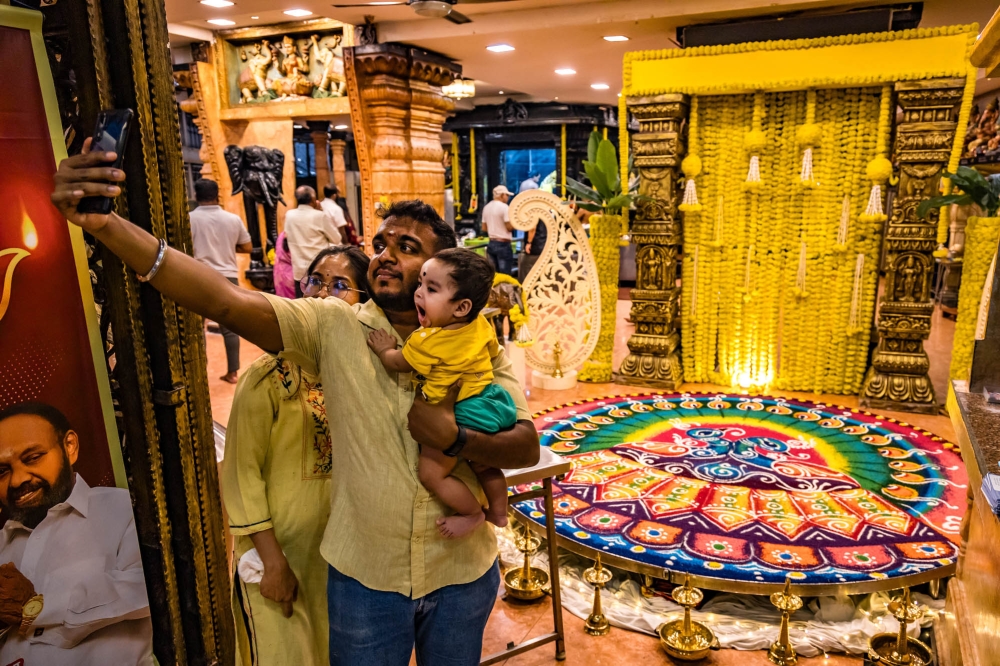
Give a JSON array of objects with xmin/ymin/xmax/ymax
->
[{"xmin": 23, "ymin": 599, "xmax": 42, "ymax": 616}]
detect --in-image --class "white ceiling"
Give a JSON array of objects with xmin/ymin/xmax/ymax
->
[{"xmin": 166, "ymin": 0, "xmax": 1000, "ymax": 106}]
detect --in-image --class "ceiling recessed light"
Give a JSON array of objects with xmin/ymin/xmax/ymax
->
[
  {"xmin": 499, "ymin": 90, "xmax": 504, "ymax": 95},
  {"xmin": 486, "ymin": 44, "xmax": 515, "ymax": 53},
  {"xmin": 201, "ymin": 0, "xmax": 234, "ymax": 7},
  {"xmin": 370, "ymin": 1, "xmax": 402, "ymax": 4},
  {"xmin": 207, "ymin": 18, "xmax": 236, "ymax": 25},
  {"xmin": 555, "ymin": 68, "xmax": 576, "ymax": 76},
  {"xmin": 251, "ymin": 15, "xmax": 259, "ymax": 19},
  {"xmin": 334, "ymin": 124, "xmax": 348, "ymax": 130},
  {"xmin": 284, "ymin": 8, "xmax": 312, "ymax": 16},
  {"xmin": 603, "ymin": 35, "xmax": 629, "ymax": 42},
  {"xmin": 591, "ymin": 83, "xmax": 610, "ymax": 90},
  {"xmin": 554, "ymin": 96, "xmax": 559, "ymax": 100},
  {"xmin": 617, "ymin": 93, "xmax": 622, "ymax": 97}
]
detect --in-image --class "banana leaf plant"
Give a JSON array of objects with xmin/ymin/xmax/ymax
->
[
  {"xmin": 565, "ymin": 130, "xmax": 639, "ymax": 213},
  {"xmin": 917, "ymin": 165, "xmax": 1000, "ymax": 218}
]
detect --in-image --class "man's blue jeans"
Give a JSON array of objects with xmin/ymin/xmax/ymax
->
[
  {"xmin": 486, "ymin": 240, "xmax": 514, "ymax": 277},
  {"xmin": 327, "ymin": 561, "xmax": 500, "ymax": 665}
]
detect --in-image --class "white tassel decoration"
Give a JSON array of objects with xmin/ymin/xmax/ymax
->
[
  {"xmin": 682, "ymin": 178, "xmax": 700, "ymax": 207},
  {"xmin": 745, "ymin": 155, "xmax": 761, "ymax": 184},
  {"xmin": 799, "ymin": 147, "xmax": 814, "ymax": 183},
  {"xmin": 863, "ymin": 184, "xmax": 883, "ymax": 219},
  {"xmin": 837, "ymin": 196, "xmax": 850, "ymax": 247},
  {"xmin": 690, "ymin": 246, "xmax": 700, "ymax": 317},
  {"xmin": 848, "ymin": 253, "xmax": 866, "ymax": 332},
  {"xmin": 795, "ymin": 240, "xmax": 807, "ymax": 296}
]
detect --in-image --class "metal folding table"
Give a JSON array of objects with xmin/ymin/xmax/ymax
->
[{"xmin": 481, "ymin": 447, "xmax": 571, "ymax": 664}]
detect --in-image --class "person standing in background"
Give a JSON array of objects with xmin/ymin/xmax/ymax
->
[
  {"xmin": 482, "ymin": 184, "xmax": 514, "ymax": 276},
  {"xmin": 319, "ymin": 186, "xmax": 349, "ymax": 242},
  {"xmin": 518, "ymin": 172, "xmax": 540, "ymax": 193},
  {"xmin": 273, "ymin": 232, "xmax": 295, "ymax": 299},
  {"xmin": 285, "ymin": 186, "xmax": 342, "ymax": 296},
  {"xmin": 189, "ymin": 178, "xmax": 253, "ymax": 384}
]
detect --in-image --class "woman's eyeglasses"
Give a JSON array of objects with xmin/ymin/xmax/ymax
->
[{"xmin": 300, "ymin": 276, "xmax": 366, "ymax": 298}]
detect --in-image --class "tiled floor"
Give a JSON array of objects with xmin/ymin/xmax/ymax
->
[{"xmin": 204, "ymin": 297, "xmax": 958, "ymax": 665}]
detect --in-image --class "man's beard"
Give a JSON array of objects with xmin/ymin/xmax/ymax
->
[
  {"xmin": 369, "ymin": 275, "xmax": 419, "ymax": 313},
  {"xmin": 4, "ymin": 456, "xmax": 74, "ymax": 529}
]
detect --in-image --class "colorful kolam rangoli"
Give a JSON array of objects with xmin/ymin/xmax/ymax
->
[{"xmin": 513, "ymin": 394, "xmax": 966, "ymax": 591}]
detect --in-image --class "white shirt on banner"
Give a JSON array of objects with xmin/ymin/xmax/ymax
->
[{"xmin": 0, "ymin": 475, "xmax": 153, "ymax": 666}]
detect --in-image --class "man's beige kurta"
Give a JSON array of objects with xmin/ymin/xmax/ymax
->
[{"xmin": 263, "ymin": 294, "xmax": 531, "ymax": 598}]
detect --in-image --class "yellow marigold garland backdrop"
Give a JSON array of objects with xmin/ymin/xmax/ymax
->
[
  {"xmin": 949, "ymin": 216, "xmax": 1000, "ymax": 381},
  {"xmin": 621, "ymin": 25, "xmax": 977, "ymax": 395},
  {"xmin": 679, "ymin": 90, "xmax": 883, "ymax": 393},
  {"xmin": 580, "ymin": 214, "xmax": 621, "ymax": 382}
]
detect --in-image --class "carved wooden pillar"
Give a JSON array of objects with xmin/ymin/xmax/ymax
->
[
  {"xmin": 344, "ymin": 43, "xmax": 459, "ymax": 248},
  {"xmin": 54, "ymin": 0, "xmax": 235, "ymax": 661},
  {"xmin": 861, "ymin": 78, "xmax": 965, "ymax": 413},
  {"xmin": 616, "ymin": 94, "xmax": 686, "ymax": 388},
  {"xmin": 329, "ymin": 134, "xmax": 348, "ymax": 194},
  {"xmin": 310, "ymin": 124, "xmax": 331, "ymax": 193}
]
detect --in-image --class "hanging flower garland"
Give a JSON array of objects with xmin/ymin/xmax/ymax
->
[
  {"xmin": 949, "ymin": 216, "xmax": 1000, "ymax": 380},
  {"xmin": 679, "ymin": 96, "xmax": 703, "ymax": 212},
  {"xmin": 935, "ymin": 61, "xmax": 979, "ymax": 256},
  {"xmin": 860, "ymin": 85, "xmax": 893, "ymax": 223},
  {"xmin": 743, "ymin": 91, "xmax": 766, "ymax": 191},
  {"xmin": 797, "ymin": 89, "xmax": 820, "ymax": 188},
  {"xmin": 579, "ymin": 214, "xmax": 621, "ymax": 382}
]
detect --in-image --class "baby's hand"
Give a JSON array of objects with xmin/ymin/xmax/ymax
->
[{"xmin": 367, "ymin": 329, "xmax": 398, "ymax": 356}]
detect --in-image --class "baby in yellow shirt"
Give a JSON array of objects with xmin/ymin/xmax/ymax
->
[{"xmin": 367, "ymin": 248, "xmax": 517, "ymax": 539}]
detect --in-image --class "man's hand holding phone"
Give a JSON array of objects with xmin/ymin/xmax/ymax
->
[{"xmin": 50, "ymin": 137, "xmax": 125, "ymax": 234}]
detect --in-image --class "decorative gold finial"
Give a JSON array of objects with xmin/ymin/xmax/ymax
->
[
  {"xmin": 583, "ymin": 553, "xmax": 613, "ymax": 635},
  {"xmin": 868, "ymin": 587, "xmax": 932, "ymax": 666},
  {"xmin": 768, "ymin": 577, "xmax": 803, "ymax": 666},
  {"xmin": 552, "ymin": 341, "xmax": 564, "ymax": 378},
  {"xmin": 658, "ymin": 574, "xmax": 718, "ymax": 660}
]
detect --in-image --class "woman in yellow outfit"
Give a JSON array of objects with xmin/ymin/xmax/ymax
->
[{"xmin": 223, "ymin": 246, "xmax": 370, "ymax": 666}]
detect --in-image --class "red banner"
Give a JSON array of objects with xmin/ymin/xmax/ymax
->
[{"xmin": 0, "ymin": 25, "xmax": 117, "ymax": 488}]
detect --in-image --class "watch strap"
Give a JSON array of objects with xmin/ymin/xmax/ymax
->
[{"xmin": 443, "ymin": 425, "xmax": 467, "ymax": 457}]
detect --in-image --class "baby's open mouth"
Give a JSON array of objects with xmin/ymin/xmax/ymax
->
[{"xmin": 416, "ymin": 304, "xmax": 426, "ymax": 319}]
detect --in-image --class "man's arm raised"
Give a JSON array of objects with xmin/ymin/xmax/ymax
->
[{"xmin": 51, "ymin": 141, "xmax": 284, "ymax": 353}]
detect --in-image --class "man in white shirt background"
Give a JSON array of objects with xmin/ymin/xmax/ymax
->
[
  {"xmin": 482, "ymin": 184, "xmax": 514, "ymax": 276},
  {"xmin": 285, "ymin": 186, "xmax": 343, "ymax": 296},
  {"xmin": 0, "ymin": 402, "xmax": 153, "ymax": 666},
  {"xmin": 319, "ymin": 185, "xmax": 349, "ymax": 241},
  {"xmin": 189, "ymin": 179, "xmax": 253, "ymax": 384}
]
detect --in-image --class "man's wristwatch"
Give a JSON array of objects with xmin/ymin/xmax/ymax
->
[
  {"xmin": 19, "ymin": 594, "xmax": 43, "ymax": 637},
  {"xmin": 443, "ymin": 425, "xmax": 467, "ymax": 457}
]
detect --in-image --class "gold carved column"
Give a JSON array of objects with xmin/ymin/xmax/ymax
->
[
  {"xmin": 616, "ymin": 94, "xmax": 687, "ymax": 388},
  {"xmin": 344, "ymin": 43, "xmax": 459, "ymax": 248},
  {"xmin": 861, "ymin": 78, "xmax": 965, "ymax": 413},
  {"xmin": 330, "ymin": 134, "xmax": 348, "ymax": 194},
  {"xmin": 311, "ymin": 126, "xmax": 332, "ymax": 192}
]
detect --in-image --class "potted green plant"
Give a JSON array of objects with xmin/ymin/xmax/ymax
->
[{"xmin": 566, "ymin": 131, "xmax": 639, "ymax": 382}]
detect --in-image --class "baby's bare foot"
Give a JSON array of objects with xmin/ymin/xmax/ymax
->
[
  {"xmin": 485, "ymin": 506, "xmax": 508, "ymax": 528},
  {"xmin": 436, "ymin": 512, "xmax": 485, "ymax": 539}
]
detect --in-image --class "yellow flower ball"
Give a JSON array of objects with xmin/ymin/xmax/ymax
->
[
  {"xmin": 744, "ymin": 129, "xmax": 766, "ymax": 153},
  {"xmin": 796, "ymin": 123, "xmax": 821, "ymax": 146},
  {"xmin": 866, "ymin": 156, "xmax": 893, "ymax": 184},
  {"xmin": 681, "ymin": 154, "xmax": 703, "ymax": 178}
]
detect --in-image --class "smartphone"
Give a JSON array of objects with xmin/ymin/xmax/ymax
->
[{"xmin": 77, "ymin": 109, "xmax": 134, "ymax": 215}]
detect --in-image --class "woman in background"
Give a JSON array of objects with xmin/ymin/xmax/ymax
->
[
  {"xmin": 273, "ymin": 232, "xmax": 296, "ymax": 298},
  {"xmin": 223, "ymin": 246, "xmax": 370, "ymax": 666}
]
